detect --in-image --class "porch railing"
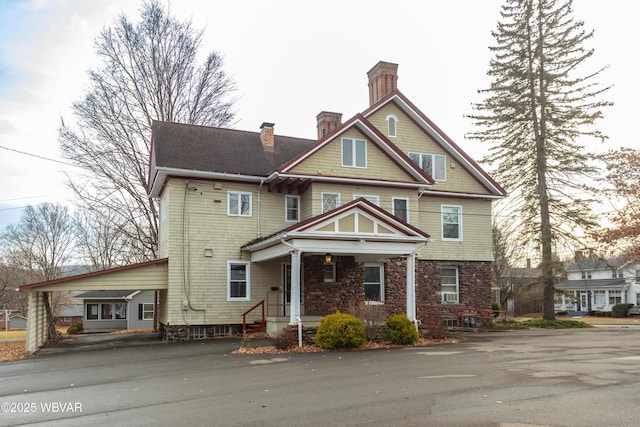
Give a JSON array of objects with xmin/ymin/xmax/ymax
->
[{"xmin": 241, "ymin": 299, "xmax": 265, "ymax": 334}]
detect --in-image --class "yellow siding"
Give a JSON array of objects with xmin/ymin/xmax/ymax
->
[
  {"xmin": 289, "ymin": 129, "xmax": 412, "ymax": 182},
  {"xmin": 160, "ymin": 179, "xmax": 292, "ymax": 325},
  {"xmin": 416, "ymin": 195, "xmax": 494, "ymax": 262},
  {"xmin": 367, "ymin": 104, "xmax": 490, "ymax": 195}
]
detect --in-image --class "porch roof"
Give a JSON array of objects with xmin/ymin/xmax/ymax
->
[
  {"xmin": 555, "ymin": 278, "xmax": 629, "ymax": 290},
  {"xmin": 242, "ymin": 198, "xmax": 430, "ymax": 262}
]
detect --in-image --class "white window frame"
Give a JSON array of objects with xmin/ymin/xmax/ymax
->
[
  {"xmin": 227, "ymin": 261, "xmax": 250, "ymax": 301},
  {"xmin": 409, "ymin": 152, "xmax": 446, "ymax": 181},
  {"xmin": 364, "ymin": 263, "xmax": 385, "ymax": 303},
  {"xmin": 227, "ymin": 191, "xmax": 252, "ymax": 217},
  {"xmin": 441, "ymin": 267, "xmax": 459, "ymax": 304},
  {"xmin": 342, "ymin": 138, "xmax": 367, "ymax": 168},
  {"xmin": 323, "ymin": 262, "xmax": 336, "ymax": 283},
  {"xmin": 392, "ymin": 197, "xmax": 409, "ymax": 222},
  {"xmin": 114, "ymin": 303, "xmax": 127, "ymax": 320},
  {"xmin": 386, "ymin": 114, "xmax": 398, "ymax": 137},
  {"xmin": 285, "ymin": 195, "xmax": 300, "ymax": 222},
  {"xmin": 322, "ymin": 192, "xmax": 340, "ymax": 213},
  {"xmin": 142, "ymin": 303, "xmax": 154, "ymax": 320},
  {"xmin": 353, "ymin": 194, "xmax": 380, "ymax": 206},
  {"xmin": 442, "ymin": 205, "xmax": 462, "ymax": 241}
]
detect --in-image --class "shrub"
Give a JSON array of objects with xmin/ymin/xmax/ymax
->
[
  {"xmin": 353, "ymin": 303, "xmax": 387, "ymax": 341},
  {"xmin": 67, "ymin": 323, "xmax": 83, "ymax": 335},
  {"xmin": 422, "ymin": 315, "xmax": 448, "ymax": 339},
  {"xmin": 315, "ymin": 311, "xmax": 366, "ymax": 350},
  {"xmin": 612, "ymin": 303, "xmax": 634, "ymax": 318},
  {"xmin": 271, "ymin": 328, "xmax": 298, "ymax": 350},
  {"xmin": 491, "ymin": 301, "xmax": 501, "ymax": 317},
  {"xmin": 382, "ymin": 314, "xmax": 418, "ymax": 345}
]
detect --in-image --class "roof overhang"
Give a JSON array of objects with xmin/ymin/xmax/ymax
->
[{"xmin": 20, "ymin": 259, "xmax": 169, "ymax": 292}]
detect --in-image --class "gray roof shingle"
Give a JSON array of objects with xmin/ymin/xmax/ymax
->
[{"xmin": 152, "ymin": 121, "xmax": 316, "ymax": 176}]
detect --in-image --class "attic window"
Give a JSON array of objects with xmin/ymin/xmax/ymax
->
[
  {"xmin": 342, "ymin": 138, "xmax": 367, "ymax": 168},
  {"xmin": 386, "ymin": 114, "xmax": 397, "ymax": 137}
]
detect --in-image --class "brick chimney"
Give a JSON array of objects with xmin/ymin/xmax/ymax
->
[
  {"xmin": 260, "ymin": 122, "xmax": 275, "ymax": 152},
  {"xmin": 367, "ymin": 61, "xmax": 398, "ymax": 106},
  {"xmin": 316, "ymin": 111, "xmax": 342, "ymax": 140}
]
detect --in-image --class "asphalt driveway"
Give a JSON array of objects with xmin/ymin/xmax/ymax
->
[{"xmin": 2, "ymin": 328, "xmax": 640, "ymax": 426}]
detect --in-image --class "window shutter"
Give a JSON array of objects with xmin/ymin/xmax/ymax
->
[{"xmin": 138, "ymin": 304, "xmax": 143, "ymax": 320}]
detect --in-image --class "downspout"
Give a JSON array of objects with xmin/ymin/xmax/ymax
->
[
  {"xmin": 257, "ymin": 179, "xmax": 265, "ymax": 238},
  {"xmin": 409, "ymin": 240, "xmax": 431, "ymax": 330}
]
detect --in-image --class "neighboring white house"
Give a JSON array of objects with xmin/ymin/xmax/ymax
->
[{"xmin": 555, "ymin": 254, "xmax": 640, "ymax": 313}]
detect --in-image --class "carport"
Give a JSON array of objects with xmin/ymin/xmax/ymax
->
[{"xmin": 19, "ymin": 258, "xmax": 168, "ymax": 353}]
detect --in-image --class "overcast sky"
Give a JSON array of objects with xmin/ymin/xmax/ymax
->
[{"xmin": 0, "ymin": 0, "xmax": 634, "ymax": 230}]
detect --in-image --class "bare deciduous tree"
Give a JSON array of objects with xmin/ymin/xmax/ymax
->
[
  {"xmin": 59, "ymin": 0, "xmax": 236, "ymax": 261},
  {"xmin": 1, "ymin": 203, "xmax": 76, "ymax": 339}
]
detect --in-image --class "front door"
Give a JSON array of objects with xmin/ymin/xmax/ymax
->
[{"xmin": 579, "ymin": 291, "xmax": 589, "ymax": 312}]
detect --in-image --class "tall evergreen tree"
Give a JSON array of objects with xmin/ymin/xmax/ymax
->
[
  {"xmin": 59, "ymin": 0, "xmax": 236, "ymax": 261},
  {"xmin": 468, "ymin": 0, "xmax": 610, "ymax": 320}
]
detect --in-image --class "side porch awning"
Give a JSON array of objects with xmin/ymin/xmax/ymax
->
[
  {"xmin": 19, "ymin": 258, "xmax": 168, "ymax": 353},
  {"xmin": 242, "ymin": 199, "xmax": 431, "ymax": 326}
]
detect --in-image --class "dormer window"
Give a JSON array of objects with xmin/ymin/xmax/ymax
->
[
  {"xmin": 386, "ymin": 114, "xmax": 397, "ymax": 137},
  {"xmin": 581, "ymin": 271, "xmax": 592, "ymax": 279}
]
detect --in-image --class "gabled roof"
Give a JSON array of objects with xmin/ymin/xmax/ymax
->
[
  {"xmin": 565, "ymin": 254, "xmax": 633, "ymax": 272},
  {"xmin": 277, "ymin": 113, "xmax": 434, "ymax": 186},
  {"xmin": 362, "ymin": 90, "xmax": 507, "ymax": 197},
  {"xmin": 243, "ymin": 197, "xmax": 430, "ymax": 256}
]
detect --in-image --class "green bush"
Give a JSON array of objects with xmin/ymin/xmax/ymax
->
[
  {"xmin": 67, "ymin": 323, "xmax": 83, "ymax": 335},
  {"xmin": 612, "ymin": 303, "xmax": 634, "ymax": 318},
  {"xmin": 382, "ymin": 314, "xmax": 418, "ymax": 345},
  {"xmin": 492, "ymin": 301, "xmax": 501, "ymax": 317},
  {"xmin": 315, "ymin": 311, "xmax": 366, "ymax": 350}
]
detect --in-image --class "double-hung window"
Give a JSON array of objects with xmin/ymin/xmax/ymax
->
[
  {"xmin": 140, "ymin": 303, "xmax": 154, "ymax": 320},
  {"xmin": 364, "ymin": 264, "xmax": 384, "ymax": 303},
  {"xmin": 442, "ymin": 205, "xmax": 462, "ymax": 241},
  {"xmin": 228, "ymin": 191, "xmax": 252, "ymax": 216},
  {"xmin": 285, "ymin": 195, "xmax": 300, "ymax": 222},
  {"xmin": 392, "ymin": 198, "xmax": 409, "ymax": 222},
  {"xmin": 441, "ymin": 267, "xmax": 459, "ymax": 303},
  {"xmin": 342, "ymin": 138, "xmax": 367, "ymax": 168},
  {"xmin": 228, "ymin": 261, "xmax": 250, "ymax": 301},
  {"xmin": 409, "ymin": 152, "xmax": 446, "ymax": 181}
]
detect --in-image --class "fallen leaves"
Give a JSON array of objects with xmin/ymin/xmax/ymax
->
[
  {"xmin": 232, "ymin": 336, "xmax": 462, "ymax": 355},
  {"xmin": 0, "ymin": 342, "xmax": 31, "ymax": 363}
]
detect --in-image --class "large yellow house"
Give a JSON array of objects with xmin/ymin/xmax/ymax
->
[{"xmin": 21, "ymin": 61, "xmax": 506, "ymax": 349}]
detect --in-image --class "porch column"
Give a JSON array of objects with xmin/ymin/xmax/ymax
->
[
  {"xmin": 25, "ymin": 291, "xmax": 46, "ymax": 353},
  {"xmin": 289, "ymin": 249, "xmax": 302, "ymax": 325},
  {"xmin": 406, "ymin": 253, "xmax": 416, "ymax": 321}
]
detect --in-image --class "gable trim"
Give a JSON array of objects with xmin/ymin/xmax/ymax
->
[{"xmin": 363, "ymin": 90, "xmax": 507, "ymax": 197}]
